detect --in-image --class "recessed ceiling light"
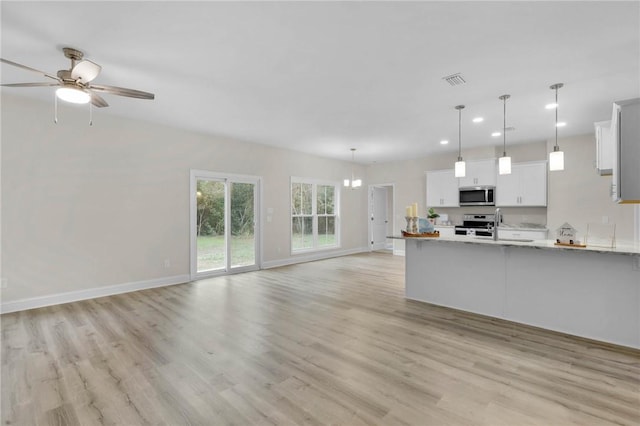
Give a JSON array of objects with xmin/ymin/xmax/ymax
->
[
  {"xmin": 472, "ymin": 117, "xmax": 484, "ymax": 123},
  {"xmin": 491, "ymin": 132, "xmax": 501, "ymax": 137},
  {"xmin": 440, "ymin": 140, "xmax": 449, "ymax": 145},
  {"xmin": 545, "ymin": 103, "xmax": 558, "ymax": 109},
  {"xmin": 556, "ymin": 122, "xmax": 567, "ymax": 127}
]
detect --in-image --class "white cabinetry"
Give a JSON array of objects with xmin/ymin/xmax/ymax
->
[
  {"xmin": 612, "ymin": 98, "xmax": 640, "ymax": 203},
  {"xmin": 497, "ymin": 229, "xmax": 548, "ymax": 241},
  {"xmin": 434, "ymin": 226, "xmax": 455, "ymax": 237},
  {"xmin": 457, "ymin": 159, "xmax": 497, "ymax": 187},
  {"xmin": 426, "ymin": 169, "xmax": 459, "ymax": 207},
  {"xmin": 496, "ymin": 161, "xmax": 547, "ymax": 206},
  {"xmin": 594, "ymin": 120, "xmax": 613, "ymax": 176}
]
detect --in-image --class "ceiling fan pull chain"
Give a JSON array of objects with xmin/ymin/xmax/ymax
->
[
  {"xmin": 54, "ymin": 93, "xmax": 58, "ymax": 124},
  {"xmin": 89, "ymin": 102, "xmax": 93, "ymax": 126}
]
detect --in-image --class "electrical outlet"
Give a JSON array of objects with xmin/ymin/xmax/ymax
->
[{"xmin": 164, "ymin": 259, "xmax": 171, "ymax": 268}]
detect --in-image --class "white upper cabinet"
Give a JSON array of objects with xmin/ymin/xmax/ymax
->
[
  {"xmin": 457, "ymin": 159, "xmax": 497, "ymax": 187},
  {"xmin": 594, "ymin": 120, "xmax": 613, "ymax": 176},
  {"xmin": 426, "ymin": 169, "xmax": 459, "ymax": 207},
  {"xmin": 496, "ymin": 161, "xmax": 547, "ymax": 207}
]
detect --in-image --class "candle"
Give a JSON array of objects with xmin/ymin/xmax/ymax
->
[
  {"xmin": 406, "ymin": 206, "xmax": 412, "ymax": 217},
  {"xmin": 412, "ymin": 202, "xmax": 418, "ymax": 217}
]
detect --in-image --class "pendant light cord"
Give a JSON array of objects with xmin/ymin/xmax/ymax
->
[
  {"xmin": 458, "ymin": 108, "xmax": 462, "ymax": 159},
  {"xmin": 554, "ymin": 86, "xmax": 559, "ymax": 149},
  {"xmin": 351, "ymin": 148, "xmax": 355, "ymax": 182},
  {"xmin": 502, "ymin": 96, "xmax": 507, "ymax": 156},
  {"xmin": 455, "ymin": 105, "xmax": 464, "ymax": 161}
]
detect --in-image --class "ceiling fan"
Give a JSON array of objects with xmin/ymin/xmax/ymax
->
[{"xmin": 1, "ymin": 47, "xmax": 154, "ymax": 108}]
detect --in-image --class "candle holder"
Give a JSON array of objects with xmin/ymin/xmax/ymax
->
[
  {"xmin": 411, "ymin": 217, "xmax": 418, "ymax": 233},
  {"xmin": 405, "ymin": 216, "xmax": 412, "ymax": 232}
]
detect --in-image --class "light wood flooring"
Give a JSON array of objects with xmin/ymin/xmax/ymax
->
[{"xmin": 2, "ymin": 252, "xmax": 639, "ymax": 425}]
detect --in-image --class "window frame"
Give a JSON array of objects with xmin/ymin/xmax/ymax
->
[{"xmin": 290, "ymin": 177, "xmax": 340, "ymax": 254}]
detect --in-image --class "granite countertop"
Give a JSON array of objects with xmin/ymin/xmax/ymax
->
[
  {"xmin": 390, "ymin": 234, "xmax": 640, "ymax": 256},
  {"xmin": 499, "ymin": 223, "xmax": 548, "ymax": 231}
]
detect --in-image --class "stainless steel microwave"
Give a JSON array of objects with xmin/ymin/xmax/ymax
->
[{"xmin": 459, "ymin": 186, "xmax": 495, "ymax": 206}]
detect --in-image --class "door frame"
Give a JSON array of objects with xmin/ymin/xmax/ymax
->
[
  {"xmin": 368, "ymin": 183, "xmax": 395, "ymax": 251},
  {"xmin": 190, "ymin": 169, "xmax": 262, "ymax": 280}
]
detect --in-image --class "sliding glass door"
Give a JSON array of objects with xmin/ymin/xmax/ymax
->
[
  {"xmin": 230, "ymin": 182, "xmax": 256, "ymax": 268},
  {"xmin": 191, "ymin": 171, "xmax": 260, "ymax": 279}
]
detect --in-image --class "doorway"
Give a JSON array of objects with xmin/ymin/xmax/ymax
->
[
  {"xmin": 190, "ymin": 170, "xmax": 261, "ymax": 279},
  {"xmin": 369, "ymin": 184, "xmax": 394, "ymax": 251}
]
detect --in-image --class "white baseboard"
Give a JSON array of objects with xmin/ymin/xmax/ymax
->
[
  {"xmin": 393, "ymin": 249, "xmax": 406, "ymax": 256},
  {"xmin": 262, "ymin": 246, "xmax": 369, "ymax": 269},
  {"xmin": 1, "ymin": 248, "xmax": 375, "ymax": 313},
  {"xmin": 0, "ymin": 274, "xmax": 190, "ymax": 314}
]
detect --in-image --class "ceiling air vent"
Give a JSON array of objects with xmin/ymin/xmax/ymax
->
[{"xmin": 442, "ymin": 73, "xmax": 466, "ymax": 86}]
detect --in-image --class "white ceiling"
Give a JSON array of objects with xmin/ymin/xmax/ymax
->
[{"xmin": 1, "ymin": 1, "xmax": 638, "ymax": 164}]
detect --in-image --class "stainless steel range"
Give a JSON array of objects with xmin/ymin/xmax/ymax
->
[{"xmin": 455, "ymin": 213, "xmax": 498, "ymax": 237}]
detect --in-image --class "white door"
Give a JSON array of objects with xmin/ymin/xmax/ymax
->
[{"xmin": 371, "ymin": 186, "xmax": 388, "ymax": 250}]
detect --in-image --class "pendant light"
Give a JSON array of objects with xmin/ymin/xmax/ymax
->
[
  {"xmin": 454, "ymin": 105, "xmax": 466, "ymax": 178},
  {"xmin": 498, "ymin": 94, "xmax": 512, "ymax": 175},
  {"xmin": 344, "ymin": 148, "xmax": 362, "ymax": 189},
  {"xmin": 549, "ymin": 83, "xmax": 565, "ymax": 171}
]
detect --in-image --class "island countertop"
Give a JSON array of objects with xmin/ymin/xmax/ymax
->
[{"xmin": 390, "ymin": 234, "xmax": 640, "ymax": 256}]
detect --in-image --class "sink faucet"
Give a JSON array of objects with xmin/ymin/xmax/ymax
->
[{"xmin": 493, "ymin": 208, "xmax": 501, "ymax": 241}]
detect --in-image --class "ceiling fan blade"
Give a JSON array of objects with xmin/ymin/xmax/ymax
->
[
  {"xmin": 1, "ymin": 82, "xmax": 60, "ymax": 87},
  {"xmin": 71, "ymin": 60, "xmax": 102, "ymax": 83},
  {"xmin": 89, "ymin": 84, "xmax": 154, "ymax": 100},
  {"xmin": 89, "ymin": 91, "xmax": 109, "ymax": 108},
  {"xmin": 0, "ymin": 58, "xmax": 60, "ymax": 82}
]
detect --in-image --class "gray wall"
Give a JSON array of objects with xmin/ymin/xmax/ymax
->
[{"xmin": 1, "ymin": 94, "xmax": 368, "ymax": 303}]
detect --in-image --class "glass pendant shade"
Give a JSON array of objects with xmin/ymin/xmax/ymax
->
[
  {"xmin": 499, "ymin": 156, "xmax": 512, "ymax": 175},
  {"xmin": 344, "ymin": 178, "xmax": 362, "ymax": 188},
  {"xmin": 549, "ymin": 148, "xmax": 565, "ymax": 171},
  {"xmin": 56, "ymin": 86, "xmax": 91, "ymax": 104},
  {"xmin": 454, "ymin": 159, "xmax": 466, "ymax": 178}
]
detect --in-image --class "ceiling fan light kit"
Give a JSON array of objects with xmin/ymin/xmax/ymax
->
[
  {"xmin": 1, "ymin": 46, "xmax": 154, "ymax": 125},
  {"xmin": 55, "ymin": 86, "xmax": 90, "ymax": 104}
]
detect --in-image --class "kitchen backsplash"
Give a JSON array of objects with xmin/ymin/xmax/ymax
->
[{"xmin": 434, "ymin": 206, "xmax": 547, "ymax": 227}]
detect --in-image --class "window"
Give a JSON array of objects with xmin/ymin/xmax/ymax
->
[{"xmin": 291, "ymin": 178, "xmax": 339, "ymax": 252}]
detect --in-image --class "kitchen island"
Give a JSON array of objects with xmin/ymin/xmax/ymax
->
[{"xmin": 395, "ymin": 235, "xmax": 640, "ymax": 349}]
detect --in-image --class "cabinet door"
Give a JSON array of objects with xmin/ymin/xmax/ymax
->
[
  {"xmin": 496, "ymin": 170, "xmax": 520, "ymax": 206},
  {"xmin": 473, "ymin": 159, "xmax": 497, "ymax": 186},
  {"xmin": 518, "ymin": 162, "xmax": 547, "ymax": 206},
  {"xmin": 458, "ymin": 159, "xmax": 497, "ymax": 187},
  {"xmin": 498, "ymin": 229, "xmax": 548, "ymax": 240},
  {"xmin": 426, "ymin": 169, "xmax": 459, "ymax": 207},
  {"xmin": 594, "ymin": 121, "xmax": 613, "ymax": 176},
  {"xmin": 434, "ymin": 226, "xmax": 455, "ymax": 237}
]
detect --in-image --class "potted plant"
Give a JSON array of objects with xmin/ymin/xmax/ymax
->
[{"xmin": 427, "ymin": 208, "xmax": 440, "ymax": 224}]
